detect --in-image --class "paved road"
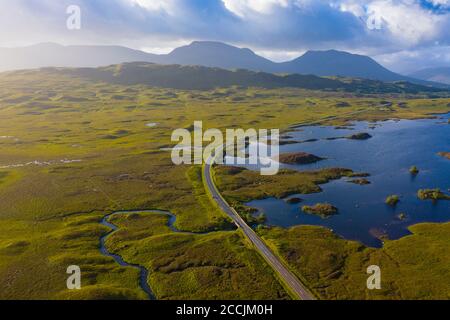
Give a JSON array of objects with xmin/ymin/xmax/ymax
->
[
  {"xmin": 203, "ymin": 110, "xmax": 371, "ymax": 299},
  {"xmin": 204, "ymin": 159, "xmax": 316, "ymax": 300}
]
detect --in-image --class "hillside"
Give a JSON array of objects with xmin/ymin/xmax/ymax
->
[{"xmin": 24, "ymin": 62, "xmax": 447, "ymax": 94}]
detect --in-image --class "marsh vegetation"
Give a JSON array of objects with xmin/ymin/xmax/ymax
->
[{"xmin": 0, "ymin": 69, "xmax": 449, "ymax": 299}]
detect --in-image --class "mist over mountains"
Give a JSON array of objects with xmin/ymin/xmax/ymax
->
[
  {"xmin": 409, "ymin": 67, "xmax": 450, "ymax": 85},
  {"xmin": 0, "ymin": 41, "xmax": 447, "ymax": 87}
]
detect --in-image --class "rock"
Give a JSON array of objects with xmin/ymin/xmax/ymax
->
[
  {"xmin": 348, "ymin": 178, "xmax": 371, "ymax": 185},
  {"xmin": 279, "ymin": 152, "xmax": 325, "ymax": 165},
  {"xmin": 346, "ymin": 132, "xmax": 372, "ymax": 140},
  {"xmin": 438, "ymin": 152, "xmax": 450, "ymax": 160},
  {"xmin": 398, "ymin": 213, "xmax": 407, "ymax": 220},
  {"xmin": 285, "ymin": 197, "xmax": 303, "ymax": 204}
]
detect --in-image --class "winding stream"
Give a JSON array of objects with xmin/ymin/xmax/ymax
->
[{"xmin": 99, "ymin": 209, "xmax": 207, "ymax": 300}]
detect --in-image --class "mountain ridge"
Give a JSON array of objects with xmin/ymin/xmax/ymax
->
[
  {"xmin": 0, "ymin": 41, "xmax": 447, "ymax": 88},
  {"xmin": 16, "ymin": 61, "xmax": 446, "ymax": 94}
]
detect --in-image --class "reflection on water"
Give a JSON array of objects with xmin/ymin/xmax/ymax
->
[{"xmin": 245, "ymin": 113, "xmax": 450, "ymax": 247}]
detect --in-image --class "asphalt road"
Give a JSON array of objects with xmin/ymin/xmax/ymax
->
[
  {"xmin": 204, "ymin": 160, "xmax": 316, "ymax": 300},
  {"xmin": 201, "ymin": 110, "xmax": 371, "ymax": 300}
]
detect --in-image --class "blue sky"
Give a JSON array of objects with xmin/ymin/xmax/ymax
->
[{"xmin": 0, "ymin": 0, "xmax": 449, "ymax": 73}]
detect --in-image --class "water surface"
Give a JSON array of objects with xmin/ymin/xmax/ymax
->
[{"xmin": 246, "ymin": 113, "xmax": 450, "ymax": 247}]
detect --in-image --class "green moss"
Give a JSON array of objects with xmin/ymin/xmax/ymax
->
[
  {"xmin": 409, "ymin": 166, "xmax": 419, "ymax": 175},
  {"xmin": 385, "ymin": 195, "xmax": 400, "ymax": 207},
  {"xmin": 417, "ymin": 189, "xmax": 450, "ymax": 201},
  {"xmin": 302, "ymin": 203, "xmax": 338, "ymax": 218}
]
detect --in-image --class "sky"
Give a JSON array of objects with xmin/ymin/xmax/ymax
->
[{"xmin": 0, "ymin": 0, "xmax": 449, "ymax": 73}]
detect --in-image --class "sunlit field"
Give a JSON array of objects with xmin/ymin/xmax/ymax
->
[{"xmin": 0, "ymin": 69, "xmax": 449, "ymax": 299}]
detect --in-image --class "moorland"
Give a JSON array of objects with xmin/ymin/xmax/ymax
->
[{"xmin": 0, "ymin": 65, "xmax": 449, "ymax": 299}]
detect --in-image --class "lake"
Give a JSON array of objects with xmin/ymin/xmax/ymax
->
[{"xmin": 245, "ymin": 113, "xmax": 450, "ymax": 247}]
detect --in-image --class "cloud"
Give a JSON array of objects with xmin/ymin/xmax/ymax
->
[
  {"xmin": 222, "ymin": 0, "xmax": 290, "ymax": 17},
  {"xmin": 375, "ymin": 45, "xmax": 450, "ymax": 73},
  {"xmin": 128, "ymin": 0, "xmax": 175, "ymax": 12},
  {"xmin": 0, "ymin": 0, "xmax": 448, "ymax": 72},
  {"xmin": 338, "ymin": 0, "xmax": 449, "ymax": 46}
]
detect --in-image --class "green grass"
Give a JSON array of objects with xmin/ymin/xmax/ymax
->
[
  {"xmin": 105, "ymin": 212, "xmax": 289, "ymax": 300},
  {"xmin": 0, "ymin": 212, "xmax": 146, "ymax": 300},
  {"xmin": 0, "ymin": 70, "xmax": 448, "ymax": 299},
  {"xmin": 214, "ymin": 166, "xmax": 356, "ymax": 202},
  {"xmin": 258, "ymin": 223, "xmax": 450, "ymax": 300}
]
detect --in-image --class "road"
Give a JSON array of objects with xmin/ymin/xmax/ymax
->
[
  {"xmin": 203, "ymin": 110, "xmax": 372, "ymax": 300},
  {"xmin": 204, "ymin": 159, "xmax": 316, "ymax": 300}
]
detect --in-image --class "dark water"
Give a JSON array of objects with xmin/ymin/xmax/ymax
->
[
  {"xmin": 246, "ymin": 113, "xmax": 450, "ymax": 247},
  {"xmin": 100, "ymin": 211, "xmax": 156, "ymax": 300}
]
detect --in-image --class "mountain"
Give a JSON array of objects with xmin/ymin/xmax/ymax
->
[
  {"xmin": 0, "ymin": 42, "xmax": 445, "ymax": 88},
  {"xmin": 0, "ymin": 43, "xmax": 160, "ymax": 71},
  {"xmin": 278, "ymin": 50, "xmax": 403, "ymax": 81},
  {"xmin": 161, "ymin": 41, "xmax": 279, "ymax": 72},
  {"xmin": 28, "ymin": 62, "xmax": 444, "ymax": 94},
  {"xmin": 409, "ymin": 67, "xmax": 450, "ymax": 85},
  {"xmin": 0, "ymin": 41, "xmax": 278, "ymax": 73}
]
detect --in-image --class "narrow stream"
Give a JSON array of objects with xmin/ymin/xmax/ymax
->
[{"xmin": 99, "ymin": 209, "xmax": 206, "ymax": 300}]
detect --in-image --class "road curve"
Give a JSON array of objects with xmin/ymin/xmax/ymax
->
[{"xmin": 203, "ymin": 160, "xmax": 316, "ymax": 300}]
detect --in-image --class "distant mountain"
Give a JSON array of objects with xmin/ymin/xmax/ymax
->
[
  {"xmin": 0, "ymin": 41, "xmax": 278, "ymax": 73},
  {"xmin": 409, "ymin": 67, "xmax": 450, "ymax": 85},
  {"xmin": 278, "ymin": 50, "xmax": 402, "ymax": 81},
  {"xmin": 0, "ymin": 43, "xmax": 160, "ymax": 71},
  {"xmin": 0, "ymin": 42, "xmax": 445, "ymax": 88},
  {"xmin": 30, "ymin": 62, "xmax": 444, "ymax": 94},
  {"xmin": 161, "ymin": 41, "xmax": 279, "ymax": 72}
]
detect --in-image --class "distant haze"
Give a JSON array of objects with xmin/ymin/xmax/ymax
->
[{"xmin": 409, "ymin": 67, "xmax": 450, "ymax": 85}]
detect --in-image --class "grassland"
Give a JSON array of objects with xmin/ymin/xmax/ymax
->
[
  {"xmin": 258, "ymin": 223, "xmax": 450, "ymax": 299},
  {"xmin": 104, "ymin": 211, "xmax": 288, "ymax": 300},
  {"xmin": 0, "ymin": 70, "xmax": 449, "ymax": 299},
  {"xmin": 213, "ymin": 165, "xmax": 450, "ymax": 299}
]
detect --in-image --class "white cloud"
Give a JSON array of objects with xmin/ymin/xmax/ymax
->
[
  {"xmin": 222, "ymin": 0, "xmax": 290, "ymax": 17},
  {"xmin": 127, "ymin": 0, "xmax": 175, "ymax": 13},
  {"xmin": 339, "ymin": 0, "xmax": 449, "ymax": 46},
  {"xmin": 428, "ymin": 0, "xmax": 450, "ymax": 7}
]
